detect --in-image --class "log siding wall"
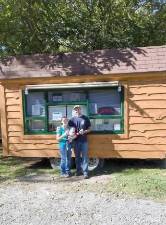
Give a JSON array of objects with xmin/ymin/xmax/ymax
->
[{"xmin": 3, "ymin": 78, "xmax": 166, "ymax": 159}]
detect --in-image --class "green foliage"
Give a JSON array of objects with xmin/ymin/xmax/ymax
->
[{"xmin": 0, "ymin": 0, "xmax": 166, "ymax": 55}]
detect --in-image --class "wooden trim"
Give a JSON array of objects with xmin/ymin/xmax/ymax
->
[
  {"xmin": 118, "ymin": 82, "xmax": 128, "ymax": 139},
  {"xmin": 18, "ymin": 90, "xmax": 24, "ymax": 138},
  {"xmin": 23, "ymin": 134, "xmax": 56, "ymax": 140},
  {"xmin": 125, "ymin": 82, "xmax": 129, "ymax": 138},
  {"xmin": 1, "ymin": 71, "xmax": 166, "ymax": 85},
  {"xmin": 8, "ymin": 149, "xmax": 166, "ymax": 159},
  {"xmin": 0, "ymin": 85, "xmax": 9, "ymax": 156},
  {"xmin": 88, "ymin": 150, "xmax": 166, "ymax": 159},
  {"xmin": 8, "ymin": 149, "xmax": 60, "ymax": 157}
]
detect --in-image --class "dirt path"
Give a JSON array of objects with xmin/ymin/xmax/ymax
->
[{"xmin": 0, "ymin": 174, "xmax": 166, "ymax": 225}]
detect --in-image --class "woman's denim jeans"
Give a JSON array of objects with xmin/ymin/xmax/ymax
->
[
  {"xmin": 59, "ymin": 142, "xmax": 72, "ymax": 175},
  {"xmin": 74, "ymin": 141, "xmax": 88, "ymax": 175}
]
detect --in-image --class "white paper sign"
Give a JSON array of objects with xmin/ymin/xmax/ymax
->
[
  {"xmin": 52, "ymin": 112, "xmax": 62, "ymax": 121},
  {"xmin": 114, "ymin": 123, "xmax": 121, "ymax": 131},
  {"xmin": 32, "ymin": 104, "xmax": 41, "ymax": 116},
  {"xmin": 96, "ymin": 119, "xmax": 102, "ymax": 125}
]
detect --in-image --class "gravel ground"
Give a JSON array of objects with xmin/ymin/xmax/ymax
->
[{"xmin": 0, "ymin": 174, "xmax": 166, "ymax": 225}]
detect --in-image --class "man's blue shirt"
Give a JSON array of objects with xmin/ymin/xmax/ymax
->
[{"xmin": 68, "ymin": 115, "xmax": 91, "ymax": 142}]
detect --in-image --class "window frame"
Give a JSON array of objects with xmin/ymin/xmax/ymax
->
[{"xmin": 22, "ymin": 86, "xmax": 124, "ymax": 135}]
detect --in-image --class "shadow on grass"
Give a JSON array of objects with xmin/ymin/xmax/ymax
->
[
  {"xmin": 0, "ymin": 154, "xmax": 58, "ymax": 183},
  {"xmin": 0, "ymin": 150, "xmax": 165, "ymax": 184},
  {"xmin": 89, "ymin": 158, "xmax": 166, "ymax": 177},
  {"xmin": 1, "ymin": 152, "xmax": 165, "ymax": 200},
  {"xmin": 46, "ymin": 158, "xmax": 166, "ymax": 185}
]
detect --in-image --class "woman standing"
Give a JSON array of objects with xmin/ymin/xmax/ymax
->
[{"xmin": 56, "ymin": 116, "xmax": 76, "ymax": 177}]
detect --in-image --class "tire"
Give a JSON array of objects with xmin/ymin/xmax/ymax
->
[
  {"xmin": 88, "ymin": 158, "xmax": 104, "ymax": 171},
  {"xmin": 49, "ymin": 157, "xmax": 105, "ymax": 171},
  {"xmin": 161, "ymin": 159, "xmax": 166, "ymax": 169},
  {"xmin": 49, "ymin": 158, "xmax": 61, "ymax": 169},
  {"xmin": 70, "ymin": 157, "xmax": 76, "ymax": 169},
  {"xmin": 49, "ymin": 157, "xmax": 76, "ymax": 169}
]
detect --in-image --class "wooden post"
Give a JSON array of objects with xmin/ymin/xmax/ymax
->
[{"xmin": 0, "ymin": 84, "xmax": 9, "ymax": 156}]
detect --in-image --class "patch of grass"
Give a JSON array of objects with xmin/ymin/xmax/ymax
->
[
  {"xmin": 102, "ymin": 159, "xmax": 166, "ymax": 201},
  {"xmin": 1, "ymin": 148, "xmax": 166, "ymax": 201},
  {"xmin": 0, "ymin": 150, "xmax": 59, "ymax": 182}
]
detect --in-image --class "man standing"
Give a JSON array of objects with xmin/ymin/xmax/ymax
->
[{"xmin": 68, "ymin": 105, "xmax": 91, "ymax": 179}]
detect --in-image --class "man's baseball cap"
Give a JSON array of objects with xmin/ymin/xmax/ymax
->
[{"xmin": 73, "ymin": 105, "xmax": 81, "ymax": 110}]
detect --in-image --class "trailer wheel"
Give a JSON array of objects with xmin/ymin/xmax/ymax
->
[
  {"xmin": 49, "ymin": 158, "xmax": 61, "ymax": 169},
  {"xmin": 49, "ymin": 157, "xmax": 104, "ymax": 171},
  {"xmin": 49, "ymin": 157, "xmax": 75, "ymax": 169},
  {"xmin": 88, "ymin": 158, "xmax": 104, "ymax": 171},
  {"xmin": 161, "ymin": 159, "xmax": 166, "ymax": 169}
]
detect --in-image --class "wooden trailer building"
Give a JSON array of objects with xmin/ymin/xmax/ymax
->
[{"xmin": 0, "ymin": 46, "xmax": 166, "ymax": 164}]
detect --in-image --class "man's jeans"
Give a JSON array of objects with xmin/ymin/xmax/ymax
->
[
  {"xmin": 74, "ymin": 141, "xmax": 88, "ymax": 175},
  {"xmin": 59, "ymin": 142, "xmax": 72, "ymax": 175}
]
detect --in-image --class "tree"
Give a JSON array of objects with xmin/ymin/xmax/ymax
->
[{"xmin": 0, "ymin": 0, "xmax": 166, "ymax": 56}]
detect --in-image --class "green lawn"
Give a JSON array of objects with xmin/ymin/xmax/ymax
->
[
  {"xmin": 91, "ymin": 159, "xmax": 166, "ymax": 201},
  {"xmin": 0, "ymin": 150, "xmax": 58, "ymax": 181},
  {"xmin": 0, "ymin": 148, "xmax": 166, "ymax": 201}
]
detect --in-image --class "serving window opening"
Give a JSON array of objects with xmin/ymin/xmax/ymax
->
[{"xmin": 23, "ymin": 85, "xmax": 124, "ymax": 134}]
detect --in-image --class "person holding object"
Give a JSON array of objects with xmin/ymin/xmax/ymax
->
[
  {"xmin": 68, "ymin": 105, "xmax": 91, "ymax": 179},
  {"xmin": 56, "ymin": 116, "xmax": 76, "ymax": 177}
]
